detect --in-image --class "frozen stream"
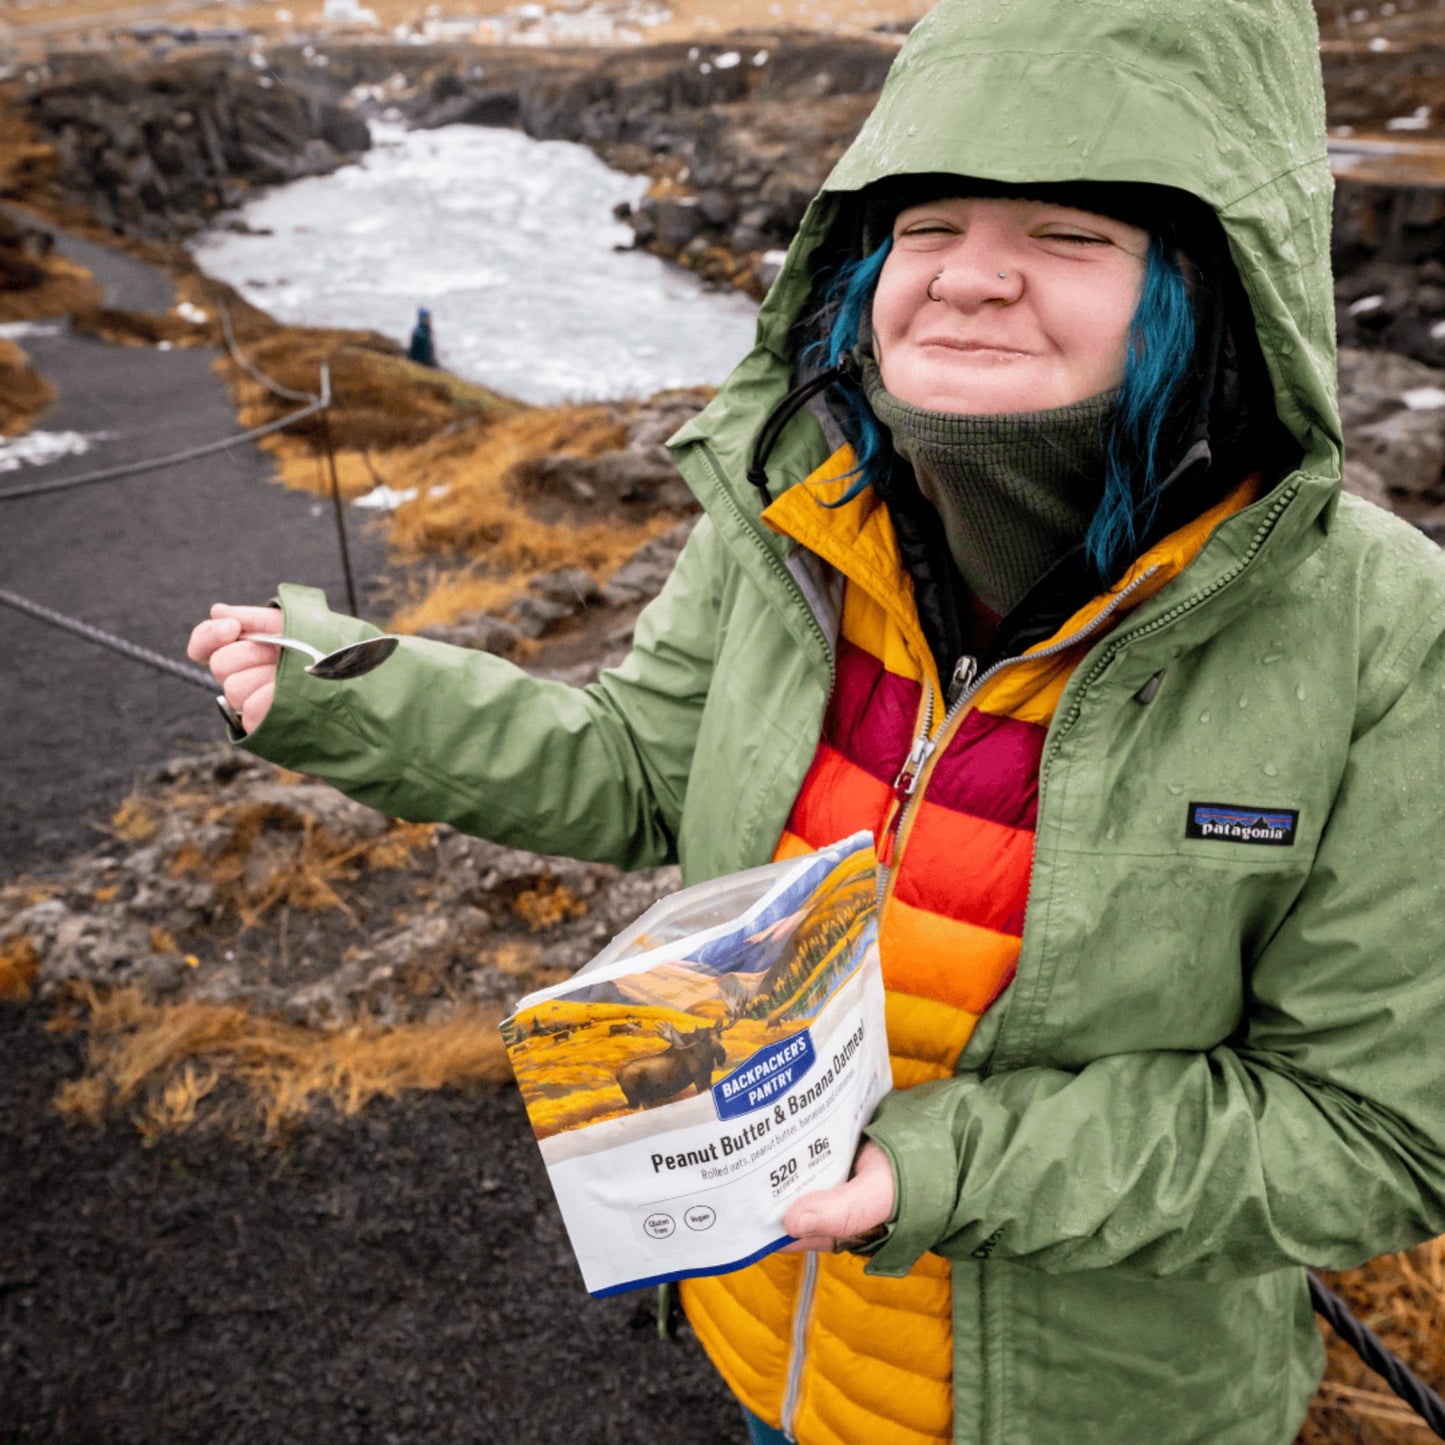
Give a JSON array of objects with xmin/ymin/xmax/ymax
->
[{"xmin": 191, "ymin": 123, "xmax": 761, "ymax": 405}]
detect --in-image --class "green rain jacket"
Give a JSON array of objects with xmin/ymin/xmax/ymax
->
[{"xmin": 243, "ymin": 0, "xmax": 1445, "ymax": 1438}]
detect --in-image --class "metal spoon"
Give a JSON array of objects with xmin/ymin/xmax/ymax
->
[{"xmin": 238, "ymin": 631, "xmax": 402, "ymax": 681}]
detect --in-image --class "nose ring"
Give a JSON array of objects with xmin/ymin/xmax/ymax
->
[{"xmin": 926, "ymin": 271, "xmax": 944, "ymax": 302}]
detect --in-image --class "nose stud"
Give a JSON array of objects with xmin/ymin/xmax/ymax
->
[{"xmin": 927, "ymin": 269, "xmax": 1012, "ymax": 301}]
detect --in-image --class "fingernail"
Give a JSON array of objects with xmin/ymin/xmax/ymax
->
[{"xmin": 791, "ymin": 1211, "xmax": 815, "ymax": 1235}]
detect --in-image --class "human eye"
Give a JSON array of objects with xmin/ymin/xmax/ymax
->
[
  {"xmin": 1037, "ymin": 227, "xmax": 1111, "ymax": 246},
  {"xmin": 896, "ymin": 218, "xmax": 957, "ymax": 242}
]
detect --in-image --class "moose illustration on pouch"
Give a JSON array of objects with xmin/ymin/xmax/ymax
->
[{"xmin": 617, "ymin": 1018, "xmax": 727, "ymax": 1110}]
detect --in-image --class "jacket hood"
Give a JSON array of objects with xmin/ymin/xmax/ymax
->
[{"xmin": 671, "ymin": 0, "xmax": 1343, "ymax": 586}]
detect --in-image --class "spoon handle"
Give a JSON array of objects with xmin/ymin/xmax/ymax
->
[{"xmin": 236, "ymin": 632, "xmax": 325, "ymax": 665}]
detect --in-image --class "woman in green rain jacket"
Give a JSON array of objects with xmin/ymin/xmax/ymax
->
[{"xmin": 192, "ymin": 0, "xmax": 1445, "ymax": 1439}]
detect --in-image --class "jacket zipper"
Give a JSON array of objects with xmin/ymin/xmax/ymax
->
[
  {"xmin": 780, "ymin": 1251, "xmax": 819, "ymax": 1441},
  {"xmin": 874, "ymin": 569, "xmax": 1160, "ymax": 909}
]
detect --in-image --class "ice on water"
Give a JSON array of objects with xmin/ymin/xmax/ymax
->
[{"xmin": 191, "ymin": 123, "xmax": 761, "ymax": 405}]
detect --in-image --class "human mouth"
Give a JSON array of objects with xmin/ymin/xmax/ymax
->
[{"xmin": 921, "ymin": 338, "xmax": 1033, "ymax": 357}]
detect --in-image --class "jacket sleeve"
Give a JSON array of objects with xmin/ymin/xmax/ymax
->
[
  {"xmin": 239, "ymin": 516, "xmax": 727, "ymax": 871},
  {"xmin": 863, "ymin": 610, "xmax": 1445, "ymax": 1282}
]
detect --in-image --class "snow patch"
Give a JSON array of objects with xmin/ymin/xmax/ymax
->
[
  {"xmin": 1402, "ymin": 387, "xmax": 1445, "ymax": 412},
  {"xmin": 0, "ymin": 431, "xmax": 109, "ymax": 473}
]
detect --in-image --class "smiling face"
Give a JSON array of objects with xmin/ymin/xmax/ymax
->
[{"xmin": 871, "ymin": 195, "xmax": 1151, "ymax": 415}]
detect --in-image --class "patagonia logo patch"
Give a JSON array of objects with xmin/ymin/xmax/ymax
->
[{"xmin": 1186, "ymin": 802, "xmax": 1299, "ymax": 847}]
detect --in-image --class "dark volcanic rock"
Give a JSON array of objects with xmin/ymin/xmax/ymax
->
[{"xmin": 25, "ymin": 56, "xmax": 371, "ymax": 240}]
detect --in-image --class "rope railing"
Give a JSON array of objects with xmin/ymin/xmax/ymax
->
[
  {"xmin": 0, "ymin": 366, "xmax": 330, "ymax": 503},
  {"xmin": 0, "ymin": 584, "xmax": 217, "ymax": 693},
  {"xmin": 1, "ymin": 297, "xmax": 358, "ymax": 611},
  {"xmin": 1310, "ymin": 1272, "xmax": 1445, "ymax": 1437},
  {"xmin": 217, "ymin": 299, "xmax": 358, "ymax": 615}
]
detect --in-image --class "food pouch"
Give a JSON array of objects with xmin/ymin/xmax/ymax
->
[{"xmin": 501, "ymin": 831, "xmax": 889, "ymax": 1296}]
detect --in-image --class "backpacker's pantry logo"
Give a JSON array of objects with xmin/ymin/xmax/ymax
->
[
  {"xmin": 1186, "ymin": 801, "xmax": 1299, "ymax": 846},
  {"xmin": 713, "ymin": 1032, "xmax": 817, "ymax": 1120}
]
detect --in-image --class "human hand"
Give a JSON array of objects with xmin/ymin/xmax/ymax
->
[
  {"xmin": 781, "ymin": 1140, "xmax": 895, "ymax": 1253},
  {"xmin": 187, "ymin": 602, "xmax": 283, "ymax": 734}
]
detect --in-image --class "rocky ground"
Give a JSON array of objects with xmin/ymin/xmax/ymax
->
[{"xmin": 2, "ymin": 10, "xmax": 1444, "ymax": 1443}]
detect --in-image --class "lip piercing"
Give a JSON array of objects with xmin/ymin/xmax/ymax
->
[{"xmin": 998, "ymin": 270, "xmax": 1007, "ymax": 278}]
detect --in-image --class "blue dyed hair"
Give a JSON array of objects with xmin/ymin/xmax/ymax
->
[
  {"xmin": 1091, "ymin": 236, "xmax": 1196, "ymax": 577},
  {"xmin": 809, "ymin": 234, "xmax": 1196, "ymax": 584},
  {"xmin": 801, "ymin": 238, "xmax": 894, "ymax": 492}
]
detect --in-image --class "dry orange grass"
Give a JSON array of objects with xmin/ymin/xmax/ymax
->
[
  {"xmin": 366, "ymin": 402, "xmax": 683, "ymax": 631},
  {"xmin": 197, "ymin": 293, "xmax": 684, "ymax": 622},
  {"xmin": 107, "ymin": 791, "xmax": 164, "ymax": 843},
  {"xmin": 512, "ymin": 879, "xmax": 589, "ymax": 932},
  {"xmin": 217, "ymin": 313, "xmax": 521, "ymax": 454},
  {"xmin": 0, "ymin": 336, "xmax": 56, "ymax": 435},
  {"xmin": 0, "ymin": 936, "xmax": 41, "ymax": 1002},
  {"xmin": 383, "ymin": 404, "xmax": 625, "ymax": 555},
  {"xmin": 52, "ymin": 985, "xmax": 512, "ymax": 1137},
  {"xmin": 164, "ymin": 800, "xmax": 434, "ymax": 930},
  {"xmin": 0, "ymin": 255, "xmax": 102, "ymax": 325}
]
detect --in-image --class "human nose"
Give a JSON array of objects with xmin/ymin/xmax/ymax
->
[{"xmin": 927, "ymin": 230, "xmax": 1024, "ymax": 309}]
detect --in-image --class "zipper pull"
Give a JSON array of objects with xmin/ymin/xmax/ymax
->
[
  {"xmin": 946, "ymin": 654, "xmax": 978, "ymax": 707},
  {"xmin": 879, "ymin": 733, "xmax": 936, "ymax": 867},
  {"xmin": 891, "ymin": 731, "xmax": 936, "ymax": 800}
]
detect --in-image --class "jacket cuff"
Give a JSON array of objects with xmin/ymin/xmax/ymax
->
[
  {"xmin": 861, "ymin": 1084, "xmax": 973, "ymax": 1277},
  {"xmin": 238, "ymin": 584, "xmax": 381, "ymax": 765}
]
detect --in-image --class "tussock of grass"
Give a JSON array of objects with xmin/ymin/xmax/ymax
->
[
  {"xmin": 0, "ymin": 337, "xmax": 56, "ymax": 436},
  {"xmin": 68, "ymin": 304, "xmax": 209, "ymax": 349},
  {"xmin": 108, "ymin": 792, "xmax": 163, "ymax": 843},
  {"xmin": 0, "ymin": 248, "xmax": 103, "ymax": 324},
  {"xmin": 166, "ymin": 802, "xmax": 434, "ymax": 930},
  {"xmin": 512, "ymin": 880, "xmax": 588, "ymax": 932},
  {"xmin": 219, "ymin": 315, "xmax": 522, "ymax": 454},
  {"xmin": 0, "ymin": 936, "xmax": 40, "ymax": 1001},
  {"xmin": 384, "ymin": 404, "xmax": 626, "ymax": 556},
  {"xmin": 53, "ymin": 985, "xmax": 512, "ymax": 1137}
]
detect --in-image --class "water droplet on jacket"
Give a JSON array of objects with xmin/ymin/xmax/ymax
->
[
  {"xmin": 1263, "ymin": 762, "xmax": 1278, "ymax": 777},
  {"xmin": 1238, "ymin": 696, "xmax": 1249, "ymax": 708},
  {"xmin": 1295, "ymin": 684, "xmax": 1307, "ymax": 701},
  {"xmin": 1105, "ymin": 823, "xmax": 1118, "ymax": 841},
  {"xmin": 1198, "ymin": 709, "xmax": 1211, "ymax": 724},
  {"xmin": 1166, "ymin": 783, "xmax": 1184, "ymax": 796},
  {"xmin": 1261, "ymin": 651, "xmax": 1284, "ymax": 664}
]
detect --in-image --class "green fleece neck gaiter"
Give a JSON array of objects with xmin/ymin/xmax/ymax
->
[{"xmin": 865, "ymin": 366, "xmax": 1117, "ymax": 616}]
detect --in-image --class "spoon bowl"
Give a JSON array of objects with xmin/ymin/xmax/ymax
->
[{"xmin": 238, "ymin": 631, "xmax": 403, "ymax": 681}]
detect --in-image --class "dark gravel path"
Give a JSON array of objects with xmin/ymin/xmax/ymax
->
[
  {"xmin": 0, "ymin": 998, "xmax": 739, "ymax": 1445},
  {"xmin": 0, "ymin": 231, "xmax": 384, "ymax": 873}
]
